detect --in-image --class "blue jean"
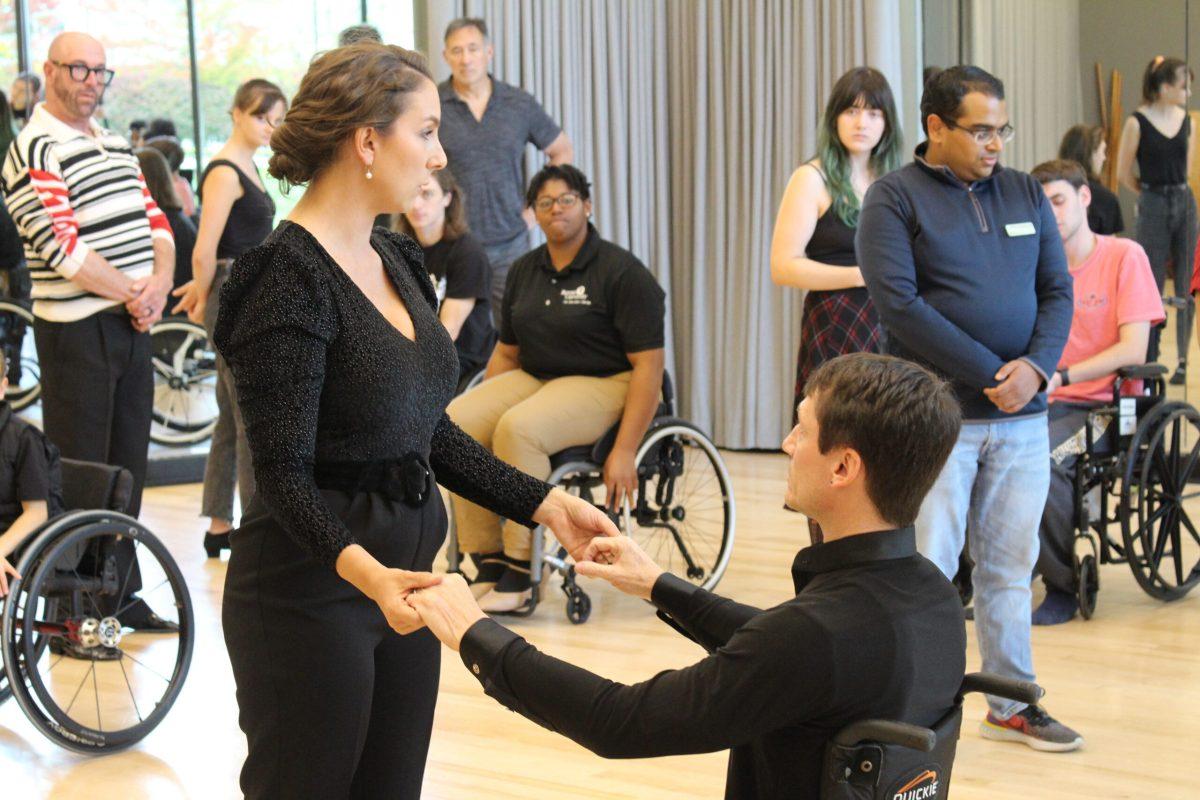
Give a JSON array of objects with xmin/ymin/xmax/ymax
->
[{"xmin": 915, "ymin": 415, "xmax": 1049, "ymax": 718}]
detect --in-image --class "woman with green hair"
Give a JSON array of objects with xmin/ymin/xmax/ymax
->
[{"xmin": 770, "ymin": 66, "xmax": 903, "ymax": 413}]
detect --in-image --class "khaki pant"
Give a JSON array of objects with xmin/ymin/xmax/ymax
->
[{"xmin": 447, "ymin": 369, "xmax": 631, "ymax": 559}]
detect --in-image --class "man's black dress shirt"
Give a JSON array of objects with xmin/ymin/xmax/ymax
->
[{"xmin": 460, "ymin": 527, "xmax": 967, "ymax": 799}]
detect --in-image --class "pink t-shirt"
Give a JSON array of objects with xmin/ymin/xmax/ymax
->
[{"xmin": 1051, "ymin": 235, "xmax": 1164, "ymax": 404}]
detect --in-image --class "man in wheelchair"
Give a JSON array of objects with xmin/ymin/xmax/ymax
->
[
  {"xmin": 1030, "ymin": 160, "xmax": 1164, "ymax": 625},
  {"xmin": 446, "ymin": 164, "xmax": 666, "ymax": 613},
  {"xmin": 410, "ymin": 354, "xmax": 968, "ymax": 799},
  {"xmin": 0, "ymin": 347, "xmax": 63, "ymax": 597}
]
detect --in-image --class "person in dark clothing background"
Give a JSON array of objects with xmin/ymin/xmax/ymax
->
[
  {"xmin": 409, "ymin": 353, "xmax": 967, "ymax": 800},
  {"xmin": 396, "ymin": 167, "xmax": 496, "ymax": 387},
  {"xmin": 136, "ymin": 147, "xmax": 195, "ymax": 291},
  {"xmin": 1058, "ymin": 124, "xmax": 1124, "ymax": 236}
]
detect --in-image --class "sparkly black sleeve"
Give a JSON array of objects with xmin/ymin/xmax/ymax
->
[
  {"xmin": 214, "ymin": 245, "xmax": 353, "ymax": 570},
  {"xmin": 430, "ymin": 414, "xmax": 552, "ymax": 528}
]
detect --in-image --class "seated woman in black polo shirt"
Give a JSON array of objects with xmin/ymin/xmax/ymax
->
[
  {"xmin": 396, "ymin": 168, "xmax": 496, "ymax": 387},
  {"xmin": 447, "ymin": 164, "xmax": 666, "ymax": 612}
]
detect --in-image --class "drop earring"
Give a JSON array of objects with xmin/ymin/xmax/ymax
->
[{"xmin": 365, "ymin": 168, "xmax": 373, "ymax": 180}]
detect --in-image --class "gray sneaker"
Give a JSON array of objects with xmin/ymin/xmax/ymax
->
[{"xmin": 980, "ymin": 705, "xmax": 1083, "ymax": 752}]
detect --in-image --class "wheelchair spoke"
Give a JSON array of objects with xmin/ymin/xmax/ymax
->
[
  {"xmin": 118, "ymin": 656, "xmax": 144, "ymax": 723},
  {"xmin": 1180, "ymin": 508, "xmax": 1200, "ymax": 547},
  {"xmin": 121, "ymin": 649, "xmax": 175, "ymax": 686},
  {"xmin": 92, "ymin": 656, "xmax": 103, "ymax": 733},
  {"xmin": 64, "ymin": 660, "xmax": 95, "ymax": 716},
  {"xmin": 1170, "ymin": 417, "xmax": 1183, "ymax": 489},
  {"xmin": 113, "ymin": 539, "xmax": 142, "ymax": 618}
]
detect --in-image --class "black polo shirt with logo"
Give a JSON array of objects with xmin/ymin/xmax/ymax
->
[
  {"xmin": 459, "ymin": 527, "xmax": 967, "ymax": 799},
  {"xmin": 500, "ymin": 225, "xmax": 665, "ymax": 379}
]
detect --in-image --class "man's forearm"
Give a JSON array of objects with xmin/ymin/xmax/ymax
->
[
  {"xmin": 152, "ymin": 237, "xmax": 175, "ymax": 284},
  {"xmin": 71, "ymin": 250, "xmax": 137, "ymax": 301}
]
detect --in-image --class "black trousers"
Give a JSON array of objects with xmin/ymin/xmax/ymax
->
[
  {"xmin": 33, "ymin": 309, "xmax": 153, "ymax": 515},
  {"xmin": 224, "ymin": 488, "xmax": 447, "ymax": 799},
  {"xmin": 34, "ymin": 309, "xmax": 153, "ymax": 608}
]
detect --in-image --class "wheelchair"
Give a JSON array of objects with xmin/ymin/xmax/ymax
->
[
  {"xmin": 445, "ymin": 372, "xmax": 736, "ymax": 623},
  {"xmin": 0, "ymin": 459, "xmax": 194, "ymax": 753},
  {"xmin": 0, "ymin": 303, "xmax": 219, "ymax": 446},
  {"xmin": 148, "ymin": 316, "xmax": 219, "ymax": 446},
  {"xmin": 1068, "ymin": 363, "xmax": 1200, "ymax": 618},
  {"xmin": 822, "ymin": 673, "xmax": 1042, "ymax": 799}
]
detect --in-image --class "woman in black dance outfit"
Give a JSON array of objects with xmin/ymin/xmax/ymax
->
[{"xmin": 213, "ymin": 43, "xmax": 619, "ymax": 799}]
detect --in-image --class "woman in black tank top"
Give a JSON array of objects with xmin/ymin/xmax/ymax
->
[
  {"xmin": 1117, "ymin": 56, "xmax": 1197, "ymax": 383},
  {"xmin": 172, "ymin": 79, "xmax": 288, "ymax": 556},
  {"xmin": 770, "ymin": 67, "xmax": 903, "ymax": 416}
]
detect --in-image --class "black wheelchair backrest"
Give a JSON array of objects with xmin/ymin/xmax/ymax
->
[{"xmin": 60, "ymin": 458, "xmax": 134, "ymax": 514}]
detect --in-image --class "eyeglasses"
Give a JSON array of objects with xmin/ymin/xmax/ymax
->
[
  {"xmin": 533, "ymin": 192, "xmax": 581, "ymax": 212},
  {"xmin": 51, "ymin": 60, "xmax": 116, "ymax": 86},
  {"xmin": 939, "ymin": 116, "xmax": 1014, "ymax": 145}
]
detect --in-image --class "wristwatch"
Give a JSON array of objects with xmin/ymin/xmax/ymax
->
[{"xmin": 1057, "ymin": 368, "xmax": 1071, "ymax": 387}]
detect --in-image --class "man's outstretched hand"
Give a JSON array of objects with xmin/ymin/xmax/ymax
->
[
  {"xmin": 575, "ymin": 536, "xmax": 665, "ymax": 601},
  {"xmin": 407, "ymin": 574, "xmax": 487, "ymax": 652}
]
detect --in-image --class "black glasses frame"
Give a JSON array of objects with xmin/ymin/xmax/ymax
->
[{"xmin": 51, "ymin": 60, "xmax": 116, "ymax": 86}]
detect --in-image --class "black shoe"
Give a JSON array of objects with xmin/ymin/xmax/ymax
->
[
  {"xmin": 1032, "ymin": 588, "xmax": 1077, "ymax": 626},
  {"xmin": 49, "ymin": 637, "xmax": 121, "ymax": 661},
  {"xmin": 1171, "ymin": 363, "xmax": 1187, "ymax": 385},
  {"xmin": 121, "ymin": 602, "xmax": 181, "ymax": 633},
  {"xmin": 468, "ymin": 552, "xmax": 508, "ymax": 599},
  {"xmin": 204, "ymin": 530, "xmax": 231, "ymax": 558}
]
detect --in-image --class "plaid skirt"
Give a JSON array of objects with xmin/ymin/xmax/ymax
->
[{"xmin": 794, "ymin": 287, "xmax": 881, "ymax": 411}]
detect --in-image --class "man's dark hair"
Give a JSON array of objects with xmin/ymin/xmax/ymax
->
[
  {"xmin": 444, "ymin": 17, "xmax": 488, "ymax": 42},
  {"xmin": 805, "ymin": 353, "xmax": 962, "ymax": 527},
  {"xmin": 338, "ymin": 24, "xmax": 382, "ymax": 47},
  {"xmin": 919, "ymin": 65, "xmax": 1005, "ymax": 135},
  {"xmin": 146, "ymin": 118, "xmax": 178, "ymax": 140},
  {"xmin": 525, "ymin": 164, "xmax": 591, "ymax": 208},
  {"xmin": 130, "ymin": 119, "xmax": 147, "ymax": 133},
  {"xmin": 1031, "ymin": 158, "xmax": 1087, "ymax": 191}
]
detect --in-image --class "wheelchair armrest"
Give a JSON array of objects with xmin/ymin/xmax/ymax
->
[
  {"xmin": 831, "ymin": 720, "xmax": 936, "ymax": 752},
  {"xmin": 959, "ymin": 672, "xmax": 1043, "ymax": 705},
  {"xmin": 1116, "ymin": 364, "xmax": 1169, "ymax": 381}
]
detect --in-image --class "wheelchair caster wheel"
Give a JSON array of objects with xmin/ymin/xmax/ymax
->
[
  {"xmin": 565, "ymin": 589, "xmax": 591, "ymax": 624},
  {"xmin": 1077, "ymin": 554, "xmax": 1099, "ymax": 620}
]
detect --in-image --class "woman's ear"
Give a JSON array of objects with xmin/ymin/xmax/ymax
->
[{"xmin": 353, "ymin": 126, "xmax": 377, "ymax": 168}]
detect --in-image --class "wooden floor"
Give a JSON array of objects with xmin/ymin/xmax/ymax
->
[{"xmin": 4, "ymin": 318, "xmax": 1200, "ymax": 798}]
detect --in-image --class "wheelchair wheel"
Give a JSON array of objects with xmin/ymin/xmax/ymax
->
[
  {"xmin": 1, "ymin": 513, "xmax": 194, "ymax": 753},
  {"xmin": 1076, "ymin": 554, "xmax": 1099, "ymax": 620},
  {"xmin": 626, "ymin": 422, "xmax": 734, "ymax": 591},
  {"xmin": 1120, "ymin": 401, "xmax": 1200, "ymax": 601},
  {"xmin": 0, "ymin": 299, "xmax": 40, "ymax": 411},
  {"xmin": 150, "ymin": 319, "xmax": 219, "ymax": 446}
]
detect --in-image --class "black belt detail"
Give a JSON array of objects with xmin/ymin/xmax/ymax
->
[{"xmin": 313, "ymin": 453, "xmax": 434, "ymax": 507}]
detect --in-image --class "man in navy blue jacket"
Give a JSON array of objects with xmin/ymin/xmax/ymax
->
[{"xmin": 857, "ymin": 66, "xmax": 1083, "ymax": 752}]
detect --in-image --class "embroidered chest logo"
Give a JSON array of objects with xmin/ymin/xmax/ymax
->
[
  {"xmin": 1077, "ymin": 291, "xmax": 1108, "ymax": 311},
  {"xmin": 560, "ymin": 286, "xmax": 591, "ymax": 305}
]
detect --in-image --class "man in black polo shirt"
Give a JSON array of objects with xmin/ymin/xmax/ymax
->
[
  {"xmin": 411, "ymin": 353, "xmax": 968, "ymax": 799},
  {"xmin": 438, "ymin": 17, "xmax": 574, "ymax": 326}
]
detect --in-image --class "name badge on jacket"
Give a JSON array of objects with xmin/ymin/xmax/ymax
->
[{"xmin": 1005, "ymin": 221, "xmax": 1036, "ymax": 237}]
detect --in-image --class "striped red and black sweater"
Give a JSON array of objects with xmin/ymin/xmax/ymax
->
[{"xmin": 0, "ymin": 103, "xmax": 173, "ymax": 322}]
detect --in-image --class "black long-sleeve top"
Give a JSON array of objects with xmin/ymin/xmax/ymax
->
[
  {"xmin": 213, "ymin": 221, "xmax": 551, "ymax": 568},
  {"xmin": 460, "ymin": 528, "xmax": 967, "ymax": 799}
]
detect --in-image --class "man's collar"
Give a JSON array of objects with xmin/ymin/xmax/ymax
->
[
  {"xmin": 913, "ymin": 141, "xmax": 1001, "ymax": 189},
  {"xmin": 30, "ymin": 102, "xmax": 105, "ymax": 142},
  {"xmin": 791, "ymin": 526, "xmax": 916, "ymax": 592},
  {"xmin": 535, "ymin": 223, "xmax": 600, "ymax": 275},
  {"xmin": 439, "ymin": 74, "xmax": 502, "ymax": 104},
  {"xmin": 0, "ymin": 401, "xmax": 12, "ymax": 430}
]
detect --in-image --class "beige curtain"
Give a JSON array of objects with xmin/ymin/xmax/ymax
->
[
  {"xmin": 438, "ymin": 0, "xmax": 906, "ymax": 448},
  {"xmin": 964, "ymin": 0, "xmax": 1083, "ymax": 171}
]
